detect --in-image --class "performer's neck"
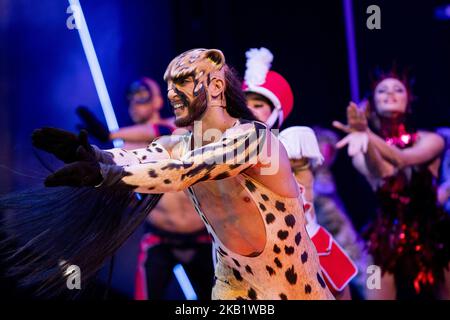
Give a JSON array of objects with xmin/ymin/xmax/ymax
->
[
  {"xmin": 378, "ymin": 113, "xmax": 407, "ymax": 139},
  {"xmin": 193, "ymin": 106, "xmax": 238, "ymax": 145}
]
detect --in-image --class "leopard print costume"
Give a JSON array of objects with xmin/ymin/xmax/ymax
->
[{"xmin": 95, "ymin": 120, "xmax": 334, "ymax": 300}]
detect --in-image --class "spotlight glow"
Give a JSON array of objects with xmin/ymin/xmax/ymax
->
[
  {"xmin": 343, "ymin": 0, "xmax": 360, "ymax": 103},
  {"xmin": 68, "ymin": 0, "xmax": 123, "ymax": 147},
  {"xmin": 173, "ymin": 264, "xmax": 198, "ymax": 300}
]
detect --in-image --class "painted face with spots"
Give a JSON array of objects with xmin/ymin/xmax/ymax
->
[
  {"xmin": 164, "ymin": 49, "xmax": 227, "ymax": 127},
  {"xmin": 165, "ymin": 69, "xmax": 208, "ymax": 128},
  {"xmin": 374, "ymin": 77, "xmax": 408, "ymax": 116}
]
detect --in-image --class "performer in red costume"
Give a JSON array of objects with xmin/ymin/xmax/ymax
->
[
  {"xmin": 243, "ymin": 48, "xmax": 357, "ymax": 299},
  {"xmin": 313, "ymin": 127, "xmax": 368, "ymax": 298},
  {"xmin": 333, "ymin": 68, "xmax": 450, "ymax": 299}
]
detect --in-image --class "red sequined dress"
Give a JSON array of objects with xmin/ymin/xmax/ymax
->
[{"xmin": 364, "ymin": 118, "xmax": 450, "ymax": 295}]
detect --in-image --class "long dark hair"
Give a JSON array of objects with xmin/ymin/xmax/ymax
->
[
  {"xmin": 224, "ymin": 66, "xmax": 258, "ymax": 121},
  {"xmin": 0, "ymin": 186, "xmax": 161, "ymax": 298}
]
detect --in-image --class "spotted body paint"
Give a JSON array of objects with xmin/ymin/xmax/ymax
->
[{"xmin": 96, "ymin": 120, "xmax": 334, "ymax": 300}]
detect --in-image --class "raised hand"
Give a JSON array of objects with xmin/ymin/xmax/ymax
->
[
  {"xmin": 333, "ymin": 101, "xmax": 369, "ymax": 156},
  {"xmin": 347, "ymin": 101, "xmax": 368, "ymax": 131},
  {"xmin": 32, "ymin": 127, "xmax": 93, "ymax": 163},
  {"xmin": 332, "ymin": 101, "xmax": 368, "ymax": 134},
  {"xmin": 335, "ymin": 131, "xmax": 369, "ymax": 156}
]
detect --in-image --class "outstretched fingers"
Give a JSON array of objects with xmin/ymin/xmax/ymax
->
[
  {"xmin": 332, "ymin": 120, "xmax": 352, "ymax": 134},
  {"xmin": 336, "ymin": 134, "xmax": 352, "ymax": 149}
]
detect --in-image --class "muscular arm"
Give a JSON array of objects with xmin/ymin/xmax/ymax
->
[
  {"xmin": 91, "ymin": 140, "xmax": 171, "ymax": 166},
  {"xmin": 100, "ymin": 122, "xmax": 268, "ymax": 194}
]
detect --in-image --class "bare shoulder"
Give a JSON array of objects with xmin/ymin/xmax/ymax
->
[
  {"xmin": 246, "ymin": 128, "xmax": 300, "ymax": 198},
  {"xmin": 416, "ymin": 131, "xmax": 445, "ymax": 176},
  {"xmin": 225, "ymin": 120, "xmax": 266, "ymax": 137},
  {"xmin": 416, "ymin": 130, "xmax": 445, "ymax": 150}
]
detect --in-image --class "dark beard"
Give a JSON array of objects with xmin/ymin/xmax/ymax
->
[{"xmin": 174, "ymin": 89, "xmax": 208, "ymax": 127}]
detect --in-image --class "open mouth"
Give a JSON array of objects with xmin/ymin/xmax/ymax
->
[{"xmin": 171, "ymin": 101, "xmax": 186, "ymax": 110}]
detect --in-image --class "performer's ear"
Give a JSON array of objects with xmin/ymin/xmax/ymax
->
[
  {"xmin": 204, "ymin": 49, "xmax": 226, "ymax": 107},
  {"xmin": 209, "ymin": 77, "xmax": 225, "ymax": 96}
]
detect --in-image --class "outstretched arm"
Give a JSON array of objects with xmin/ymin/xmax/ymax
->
[
  {"xmin": 32, "ymin": 126, "xmax": 170, "ymax": 166},
  {"xmin": 333, "ymin": 126, "xmax": 396, "ymax": 180},
  {"xmin": 334, "ymin": 102, "xmax": 445, "ymax": 173},
  {"xmin": 76, "ymin": 106, "xmax": 172, "ymax": 144},
  {"xmin": 100, "ymin": 122, "xmax": 267, "ymax": 193},
  {"xmin": 333, "ymin": 102, "xmax": 395, "ymax": 179},
  {"xmin": 367, "ymin": 130, "xmax": 444, "ymax": 168},
  {"xmin": 43, "ymin": 122, "xmax": 269, "ymax": 191},
  {"xmin": 92, "ymin": 140, "xmax": 171, "ymax": 166},
  {"xmin": 109, "ymin": 123, "xmax": 173, "ymax": 143},
  {"xmin": 335, "ymin": 129, "xmax": 444, "ymax": 179}
]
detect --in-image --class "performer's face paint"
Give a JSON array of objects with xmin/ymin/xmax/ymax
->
[
  {"xmin": 164, "ymin": 49, "xmax": 226, "ymax": 127},
  {"xmin": 172, "ymin": 83, "xmax": 208, "ymax": 127},
  {"xmin": 374, "ymin": 77, "xmax": 408, "ymax": 116},
  {"xmin": 128, "ymin": 89, "xmax": 153, "ymax": 124},
  {"xmin": 246, "ymin": 92, "xmax": 273, "ymax": 123}
]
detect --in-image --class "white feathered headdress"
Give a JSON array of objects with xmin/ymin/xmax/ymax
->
[{"xmin": 244, "ymin": 47, "xmax": 273, "ymax": 86}]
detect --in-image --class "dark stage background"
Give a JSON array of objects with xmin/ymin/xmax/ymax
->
[{"xmin": 0, "ymin": 0, "xmax": 449, "ymax": 299}]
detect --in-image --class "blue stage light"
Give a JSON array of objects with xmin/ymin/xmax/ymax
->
[
  {"xmin": 343, "ymin": 0, "xmax": 360, "ymax": 104},
  {"xmin": 435, "ymin": 5, "xmax": 450, "ymax": 20},
  {"xmin": 173, "ymin": 264, "xmax": 198, "ymax": 300},
  {"xmin": 68, "ymin": 0, "xmax": 123, "ymax": 147},
  {"xmin": 68, "ymin": 2, "xmax": 198, "ymax": 299}
]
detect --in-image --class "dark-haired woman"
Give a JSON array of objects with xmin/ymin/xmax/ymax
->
[{"xmin": 334, "ymin": 73, "xmax": 450, "ymax": 299}]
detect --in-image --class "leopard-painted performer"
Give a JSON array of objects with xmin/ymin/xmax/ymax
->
[{"xmin": 0, "ymin": 49, "xmax": 333, "ymax": 300}]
